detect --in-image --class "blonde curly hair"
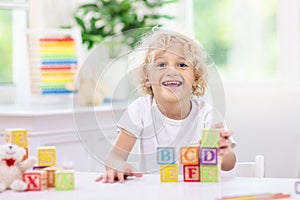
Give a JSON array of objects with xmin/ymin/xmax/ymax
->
[{"xmin": 128, "ymin": 29, "xmax": 209, "ymax": 97}]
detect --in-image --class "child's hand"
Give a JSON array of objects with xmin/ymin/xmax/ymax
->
[
  {"xmin": 211, "ymin": 122, "xmax": 234, "ymax": 156},
  {"xmin": 95, "ymin": 161, "xmax": 142, "ymax": 183},
  {"xmin": 218, "ymin": 129, "xmax": 234, "ymax": 156}
]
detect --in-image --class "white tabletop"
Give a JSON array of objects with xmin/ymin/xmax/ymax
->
[{"xmin": 1, "ymin": 172, "xmax": 300, "ymax": 200}]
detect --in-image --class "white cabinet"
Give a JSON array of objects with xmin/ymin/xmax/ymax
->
[{"xmin": 0, "ymin": 105, "xmax": 125, "ymax": 172}]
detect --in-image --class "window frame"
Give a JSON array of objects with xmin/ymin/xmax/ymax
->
[
  {"xmin": 0, "ymin": 1, "xmax": 29, "ymax": 104},
  {"xmin": 185, "ymin": 0, "xmax": 300, "ymax": 84}
]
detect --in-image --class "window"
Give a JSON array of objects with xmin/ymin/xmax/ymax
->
[
  {"xmin": 0, "ymin": 1, "xmax": 28, "ymax": 84},
  {"xmin": 0, "ymin": 1, "xmax": 28, "ymax": 104},
  {"xmin": 0, "ymin": 8, "xmax": 13, "ymax": 83},
  {"xmin": 193, "ymin": 0, "xmax": 279, "ymax": 82}
]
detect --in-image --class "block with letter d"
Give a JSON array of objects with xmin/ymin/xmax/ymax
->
[
  {"xmin": 157, "ymin": 146, "xmax": 175, "ymax": 165},
  {"xmin": 200, "ymin": 147, "xmax": 218, "ymax": 165}
]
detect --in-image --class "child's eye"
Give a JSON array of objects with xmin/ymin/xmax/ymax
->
[
  {"xmin": 156, "ymin": 63, "xmax": 166, "ymax": 68},
  {"xmin": 178, "ymin": 63, "xmax": 188, "ymax": 68}
]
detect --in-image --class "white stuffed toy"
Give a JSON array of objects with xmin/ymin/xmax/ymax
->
[{"xmin": 0, "ymin": 143, "xmax": 36, "ymax": 192}]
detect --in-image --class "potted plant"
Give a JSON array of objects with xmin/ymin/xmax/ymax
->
[{"xmin": 73, "ymin": 0, "xmax": 177, "ymax": 54}]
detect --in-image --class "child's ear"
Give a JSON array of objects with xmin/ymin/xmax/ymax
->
[
  {"xmin": 145, "ymin": 80, "xmax": 151, "ymax": 87},
  {"xmin": 193, "ymin": 75, "xmax": 200, "ymax": 87}
]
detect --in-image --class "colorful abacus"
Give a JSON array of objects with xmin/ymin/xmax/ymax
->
[
  {"xmin": 157, "ymin": 129, "xmax": 220, "ymax": 182},
  {"xmin": 38, "ymin": 37, "xmax": 78, "ymax": 95}
]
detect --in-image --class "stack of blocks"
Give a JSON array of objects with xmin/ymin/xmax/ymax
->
[
  {"xmin": 4, "ymin": 128, "xmax": 74, "ymax": 191},
  {"xmin": 24, "ymin": 146, "xmax": 74, "ymax": 191},
  {"xmin": 157, "ymin": 129, "xmax": 220, "ymax": 182}
]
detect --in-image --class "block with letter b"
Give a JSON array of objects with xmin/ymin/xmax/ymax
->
[
  {"xmin": 38, "ymin": 146, "xmax": 56, "ymax": 166},
  {"xmin": 180, "ymin": 145, "xmax": 199, "ymax": 165},
  {"xmin": 157, "ymin": 146, "xmax": 175, "ymax": 165}
]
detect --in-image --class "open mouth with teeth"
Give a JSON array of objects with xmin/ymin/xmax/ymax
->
[{"xmin": 162, "ymin": 80, "xmax": 182, "ymax": 87}]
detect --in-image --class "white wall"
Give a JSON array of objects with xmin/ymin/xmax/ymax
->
[
  {"xmin": 224, "ymin": 83, "xmax": 300, "ymax": 178},
  {"xmin": 25, "ymin": 0, "xmax": 300, "ymax": 178}
]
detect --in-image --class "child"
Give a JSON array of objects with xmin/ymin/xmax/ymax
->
[{"xmin": 95, "ymin": 29, "xmax": 236, "ymax": 183}]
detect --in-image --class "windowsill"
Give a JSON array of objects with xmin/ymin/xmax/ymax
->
[{"xmin": 0, "ymin": 102, "xmax": 127, "ymax": 116}]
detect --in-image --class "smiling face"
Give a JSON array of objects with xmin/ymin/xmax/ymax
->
[{"xmin": 146, "ymin": 47, "xmax": 198, "ymax": 104}]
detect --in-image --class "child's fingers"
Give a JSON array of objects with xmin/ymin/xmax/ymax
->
[
  {"xmin": 132, "ymin": 171, "xmax": 143, "ymax": 178},
  {"xmin": 219, "ymin": 147, "xmax": 229, "ymax": 156},
  {"xmin": 220, "ymin": 130, "xmax": 233, "ymax": 137},
  {"xmin": 127, "ymin": 168, "xmax": 143, "ymax": 178},
  {"xmin": 117, "ymin": 171, "xmax": 125, "ymax": 183},
  {"xmin": 102, "ymin": 173, "xmax": 109, "ymax": 183},
  {"xmin": 95, "ymin": 174, "xmax": 104, "ymax": 182},
  {"xmin": 212, "ymin": 122, "xmax": 224, "ymax": 129},
  {"xmin": 107, "ymin": 170, "xmax": 116, "ymax": 183}
]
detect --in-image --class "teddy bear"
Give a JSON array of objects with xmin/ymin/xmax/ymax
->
[
  {"xmin": 75, "ymin": 66, "xmax": 107, "ymax": 107},
  {"xmin": 0, "ymin": 143, "xmax": 36, "ymax": 192}
]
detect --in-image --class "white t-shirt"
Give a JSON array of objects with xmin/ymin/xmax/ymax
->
[{"xmin": 117, "ymin": 95, "xmax": 236, "ymax": 173}]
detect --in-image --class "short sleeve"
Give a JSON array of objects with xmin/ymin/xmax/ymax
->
[{"xmin": 117, "ymin": 97, "xmax": 148, "ymax": 138}]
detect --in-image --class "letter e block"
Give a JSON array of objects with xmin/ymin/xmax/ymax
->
[
  {"xmin": 157, "ymin": 146, "xmax": 175, "ymax": 165},
  {"xmin": 38, "ymin": 146, "xmax": 56, "ymax": 166},
  {"xmin": 180, "ymin": 145, "xmax": 199, "ymax": 165},
  {"xmin": 55, "ymin": 170, "xmax": 75, "ymax": 190},
  {"xmin": 183, "ymin": 165, "xmax": 200, "ymax": 182},
  {"xmin": 200, "ymin": 147, "xmax": 218, "ymax": 165},
  {"xmin": 23, "ymin": 170, "xmax": 47, "ymax": 191},
  {"xmin": 201, "ymin": 129, "xmax": 219, "ymax": 148},
  {"xmin": 200, "ymin": 165, "xmax": 219, "ymax": 182},
  {"xmin": 160, "ymin": 164, "xmax": 178, "ymax": 182},
  {"xmin": 4, "ymin": 128, "xmax": 28, "ymax": 148}
]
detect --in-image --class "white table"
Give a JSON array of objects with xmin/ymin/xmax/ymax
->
[{"xmin": 1, "ymin": 172, "xmax": 300, "ymax": 200}]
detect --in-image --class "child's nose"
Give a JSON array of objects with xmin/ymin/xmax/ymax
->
[{"xmin": 166, "ymin": 66, "xmax": 179, "ymax": 76}]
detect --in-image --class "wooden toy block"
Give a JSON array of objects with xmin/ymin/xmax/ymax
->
[
  {"xmin": 183, "ymin": 165, "xmax": 200, "ymax": 182},
  {"xmin": 200, "ymin": 165, "xmax": 219, "ymax": 182},
  {"xmin": 55, "ymin": 170, "xmax": 75, "ymax": 190},
  {"xmin": 200, "ymin": 147, "xmax": 218, "ymax": 165},
  {"xmin": 45, "ymin": 167, "xmax": 57, "ymax": 188},
  {"xmin": 33, "ymin": 165, "xmax": 48, "ymax": 170},
  {"xmin": 38, "ymin": 146, "xmax": 56, "ymax": 166},
  {"xmin": 201, "ymin": 129, "xmax": 219, "ymax": 147},
  {"xmin": 160, "ymin": 164, "xmax": 178, "ymax": 182},
  {"xmin": 22, "ymin": 147, "xmax": 28, "ymax": 161},
  {"xmin": 180, "ymin": 145, "xmax": 199, "ymax": 165},
  {"xmin": 157, "ymin": 146, "xmax": 175, "ymax": 165},
  {"xmin": 296, "ymin": 181, "xmax": 300, "ymax": 194},
  {"xmin": 23, "ymin": 170, "xmax": 47, "ymax": 191},
  {"xmin": 4, "ymin": 128, "xmax": 28, "ymax": 148}
]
